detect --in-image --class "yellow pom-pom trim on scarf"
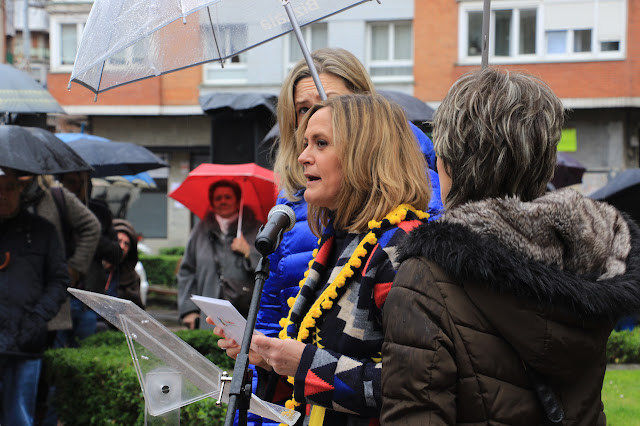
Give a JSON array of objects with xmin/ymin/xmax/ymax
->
[{"xmin": 277, "ymin": 204, "xmax": 427, "ymax": 425}]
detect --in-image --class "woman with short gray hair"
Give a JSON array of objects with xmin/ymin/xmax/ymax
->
[
  {"xmin": 381, "ymin": 68, "xmax": 640, "ymax": 425},
  {"xmin": 432, "ymin": 68, "xmax": 564, "ymax": 208}
]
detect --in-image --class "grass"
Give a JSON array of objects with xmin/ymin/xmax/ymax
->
[{"xmin": 603, "ymin": 369, "xmax": 640, "ymax": 425}]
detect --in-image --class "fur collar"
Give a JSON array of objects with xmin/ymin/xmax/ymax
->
[{"xmin": 400, "ymin": 190, "xmax": 640, "ymax": 321}]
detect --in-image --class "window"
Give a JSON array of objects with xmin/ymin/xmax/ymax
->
[
  {"xmin": 459, "ymin": 0, "xmax": 625, "ymax": 64},
  {"xmin": 286, "ymin": 23, "xmax": 328, "ymax": 70},
  {"xmin": 601, "ymin": 41, "xmax": 620, "ymax": 51},
  {"xmin": 546, "ymin": 30, "xmax": 567, "ymax": 54},
  {"xmin": 494, "ymin": 10, "xmax": 512, "ymax": 56},
  {"xmin": 519, "ymin": 9, "xmax": 537, "ymax": 54},
  {"xmin": 464, "ymin": 7, "xmax": 537, "ymax": 58},
  {"xmin": 546, "ymin": 28, "xmax": 593, "ymax": 55},
  {"xmin": 203, "ymin": 24, "xmax": 248, "ymax": 84},
  {"xmin": 107, "ymin": 41, "xmax": 147, "ymax": 66},
  {"xmin": 574, "ymin": 29, "xmax": 592, "ymax": 52},
  {"xmin": 367, "ymin": 21, "xmax": 413, "ymax": 82},
  {"xmin": 50, "ymin": 18, "xmax": 85, "ymax": 71},
  {"xmin": 60, "ymin": 24, "xmax": 78, "ymax": 65},
  {"xmin": 467, "ymin": 12, "xmax": 482, "ymax": 56}
]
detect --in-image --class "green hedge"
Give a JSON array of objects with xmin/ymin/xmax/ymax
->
[
  {"xmin": 607, "ymin": 329, "xmax": 640, "ymax": 364},
  {"xmin": 139, "ymin": 254, "xmax": 182, "ymax": 288},
  {"xmin": 42, "ymin": 327, "xmax": 640, "ymax": 425},
  {"xmin": 44, "ymin": 330, "xmax": 235, "ymax": 425},
  {"xmin": 159, "ymin": 246, "xmax": 185, "ymax": 256}
]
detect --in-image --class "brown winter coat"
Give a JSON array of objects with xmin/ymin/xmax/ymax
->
[{"xmin": 381, "ymin": 190, "xmax": 640, "ymax": 425}]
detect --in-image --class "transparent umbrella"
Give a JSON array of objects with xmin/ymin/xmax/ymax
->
[{"xmin": 69, "ymin": 0, "xmax": 376, "ymax": 97}]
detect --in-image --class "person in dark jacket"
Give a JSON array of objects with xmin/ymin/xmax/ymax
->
[
  {"xmin": 178, "ymin": 179, "xmax": 263, "ymax": 326},
  {"xmin": 0, "ymin": 167, "xmax": 69, "ymax": 426},
  {"xmin": 103, "ymin": 218, "xmax": 143, "ymax": 308},
  {"xmin": 57, "ymin": 171, "xmax": 121, "ymax": 346},
  {"xmin": 381, "ymin": 67, "xmax": 640, "ymax": 425}
]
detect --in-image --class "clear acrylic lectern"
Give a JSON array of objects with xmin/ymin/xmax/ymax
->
[{"xmin": 68, "ymin": 288, "xmax": 300, "ymax": 425}]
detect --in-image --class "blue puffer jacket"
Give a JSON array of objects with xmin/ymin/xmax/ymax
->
[{"xmin": 243, "ymin": 124, "xmax": 443, "ymax": 426}]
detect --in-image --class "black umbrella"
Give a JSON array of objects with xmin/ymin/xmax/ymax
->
[
  {"xmin": 199, "ymin": 92, "xmax": 277, "ymax": 115},
  {"xmin": 552, "ymin": 152, "xmax": 586, "ymax": 189},
  {"xmin": 377, "ymin": 90, "xmax": 435, "ymax": 123},
  {"xmin": 590, "ymin": 168, "xmax": 640, "ymax": 224},
  {"xmin": 0, "ymin": 125, "xmax": 92, "ymax": 175},
  {"xmin": 56, "ymin": 133, "xmax": 168, "ymax": 177},
  {"xmin": 0, "ymin": 64, "xmax": 65, "ymax": 114}
]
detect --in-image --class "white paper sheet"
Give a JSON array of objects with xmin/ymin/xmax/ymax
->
[{"xmin": 190, "ymin": 295, "xmax": 249, "ymax": 344}]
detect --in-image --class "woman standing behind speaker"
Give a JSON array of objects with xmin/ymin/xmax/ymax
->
[{"xmin": 217, "ymin": 94, "xmax": 432, "ymax": 425}]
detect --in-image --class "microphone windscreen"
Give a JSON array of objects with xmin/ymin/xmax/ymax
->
[{"xmin": 268, "ymin": 204, "xmax": 296, "ymax": 232}]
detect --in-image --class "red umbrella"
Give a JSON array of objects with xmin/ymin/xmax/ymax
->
[{"xmin": 169, "ymin": 163, "xmax": 277, "ymax": 228}]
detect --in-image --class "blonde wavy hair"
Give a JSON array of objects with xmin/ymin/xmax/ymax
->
[
  {"xmin": 432, "ymin": 67, "xmax": 565, "ymax": 209},
  {"xmin": 297, "ymin": 94, "xmax": 431, "ymax": 236},
  {"xmin": 274, "ymin": 48, "xmax": 375, "ymax": 200}
]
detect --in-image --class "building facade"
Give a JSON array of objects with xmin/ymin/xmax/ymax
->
[
  {"xmin": 6, "ymin": 0, "xmax": 632, "ymax": 250},
  {"xmin": 414, "ymin": 0, "xmax": 639, "ymax": 194},
  {"xmin": 44, "ymin": 0, "xmax": 418, "ymax": 250}
]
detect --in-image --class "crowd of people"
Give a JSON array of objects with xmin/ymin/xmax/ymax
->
[{"xmin": 2, "ymin": 45, "xmax": 640, "ymax": 426}]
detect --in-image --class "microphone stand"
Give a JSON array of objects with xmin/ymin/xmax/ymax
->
[{"xmin": 223, "ymin": 256, "xmax": 270, "ymax": 426}]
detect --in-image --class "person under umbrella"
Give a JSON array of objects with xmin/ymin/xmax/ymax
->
[
  {"xmin": 177, "ymin": 179, "xmax": 263, "ymax": 326},
  {"xmin": 101, "ymin": 219, "xmax": 144, "ymax": 314},
  {"xmin": 214, "ymin": 47, "xmax": 442, "ymax": 426},
  {"xmin": 56, "ymin": 171, "xmax": 122, "ymax": 343},
  {"xmin": 168, "ymin": 162, "xmax": 277, "ymax": 228},
  {"xmin": 0, "ymin": 167, "xmax": 69, "ymax": 426},
  {"xmin": 20, "ymin": 175, "xmax": 100, "ymax": 333}
]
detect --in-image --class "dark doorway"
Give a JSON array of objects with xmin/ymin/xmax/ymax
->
[{"xmin": 200, "ymin": 92, "xmax": 277, "ymax": 169}]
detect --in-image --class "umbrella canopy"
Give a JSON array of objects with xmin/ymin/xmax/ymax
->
[
  {"xmin": 0, "ymin": 64, "xmax": 65, "ymax": 114},
  {"xmin": 69, "ymin": 0, "xmax": 374, "ymax": 95},
  {"xmin": 199, "ymin": 92, "xmax": 277, "ymax": 115},
  {"xmin": 590, "ymin": 168, "xmax": 640, "ymax": 224},
  {"xmin": 0, "ymin": 125, "xmax": 92, "ymax": 175},
  {"xmin": 56, "ymin": 133, "xmax": 168, "ymax": 177},
  {"xmin": 103, "ymin": 173, "xmax": 157, "ymax": 188},
  {"xmin": 551, "ymin": 152, "xmax": 586, "ymax": 189},
  {"xmin": 169, "ymin": 163, "xmax": 277, "ymax": 224},
  {"xmin": 0, "ymin": 64, "xmax": 64, "ymax": 114},
  {"xmin": 377, "ymin": 90, "xmax": 435, "ymax": 123}
]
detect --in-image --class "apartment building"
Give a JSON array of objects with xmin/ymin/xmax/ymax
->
[
  {"xmin": 3, "ymin": 0, "xmax": 50, "ymax": 81},
  {"xmin": 414, "ymin": 0, "xmax": 639, "ymax": 193}
]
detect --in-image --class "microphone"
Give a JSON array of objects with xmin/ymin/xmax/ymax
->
[{"xmin": 255, "ymin": 205, "xmax": 296, "ymax": 256}]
